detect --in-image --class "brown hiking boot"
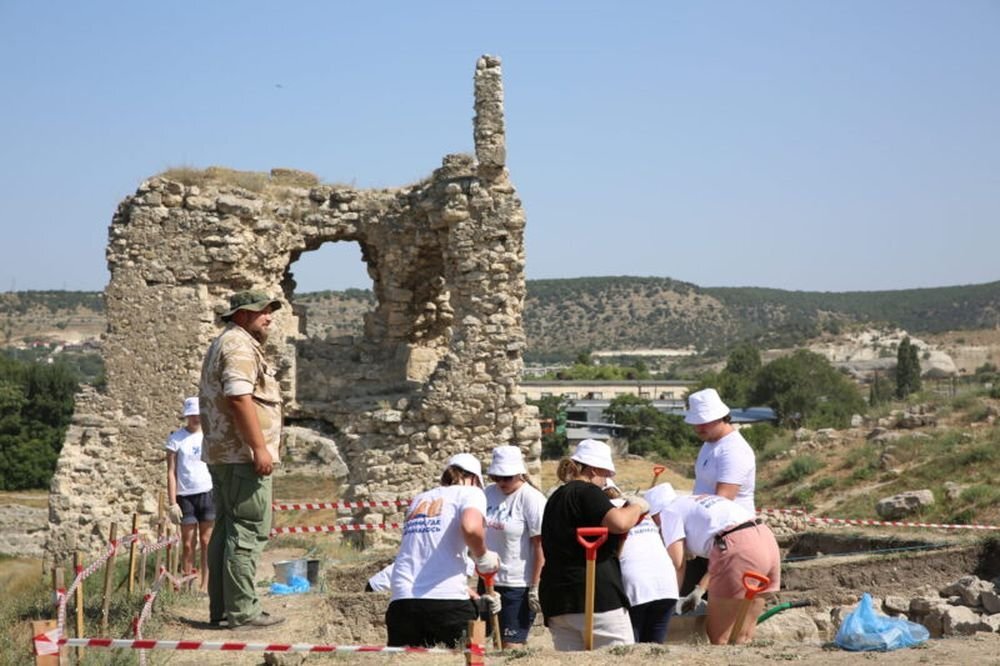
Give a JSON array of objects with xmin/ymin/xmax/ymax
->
[{"xmin": 232, "ymin": 611, "xmax": 286, "ymax": 630}]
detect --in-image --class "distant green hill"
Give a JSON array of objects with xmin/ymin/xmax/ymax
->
[
  {"xmin": 4, "ymin": 279, "xmax": 999, "ymax": 362},
  {"xmin": 525, "ymin": 277, "xmax": 1000, "ymax": 361}
]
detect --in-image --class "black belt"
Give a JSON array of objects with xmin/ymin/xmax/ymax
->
[{"xmin": 714, "ymin": 519, "xmax": 762, "ymax": 551}]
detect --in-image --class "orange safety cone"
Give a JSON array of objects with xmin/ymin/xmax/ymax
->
[{"xmin": 576, "ymin": 527, "xmax": 608, "ymax": 650}]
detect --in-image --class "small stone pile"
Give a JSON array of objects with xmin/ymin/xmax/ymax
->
[{"xmin": 760, "ymin": 575, "xmax": 1000, "ymax": 643}]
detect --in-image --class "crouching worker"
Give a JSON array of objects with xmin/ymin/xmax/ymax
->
[
  {"xmin": 386, "ymin": 454, "xmax": 501, "ymax": 648},
  {"xmin": 659, "ymin": 494, "xmax": 780, "ymax": 644}
]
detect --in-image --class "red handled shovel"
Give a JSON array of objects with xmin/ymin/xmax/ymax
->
[
  {"xmin": 477, "ymin": 569, "xmax": 502, "ymax": 650},
  {"xmin": 649, "ymin": 464, "xmax": 667, "ymax": 489},
  {"xmin": 728, "ymin": 571, "xmax": 770, "ymax": 645},
  {"xmin": 576, "ymin": 527, "xmax": 608, "ymax": 650}
]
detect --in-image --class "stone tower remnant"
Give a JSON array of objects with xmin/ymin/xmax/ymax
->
[{"xmin": 46, "ymin": 55, "xmax": 540, "ymax": 557}]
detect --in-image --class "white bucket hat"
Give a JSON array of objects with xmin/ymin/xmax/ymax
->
[
  {"xmin": 644, "ymin": 482, "xmax": 677, "ymax": 515},
  {"xmin": 488, "ymin": 445, "xmax": 526, "ymax": 477},
  {"xmin": 182, "ymin": 397, "xmax": 200, "ymax": 417},
  {"xmin": 446, "ymin": 453, "xmax": 484, "ymax": 487},
  {"xmin": 684, "ymin": 388, "xmax": 730, "ymax": 425},
  {"xmin": 570, "ymin": 439, "xmax": 616, "ymax": 476}
]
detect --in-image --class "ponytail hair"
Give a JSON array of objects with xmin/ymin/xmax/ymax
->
[{"xmin": 556, "ymin": 458, "xmax": 586, "ymax": 483}]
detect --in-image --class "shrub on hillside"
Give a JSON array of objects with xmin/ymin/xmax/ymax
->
[{"xmin": 774, "ymin": 455, "xmax": 824, "ymax": 486}]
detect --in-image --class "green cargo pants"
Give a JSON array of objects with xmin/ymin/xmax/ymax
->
[{"xmin": 207, "ymin": 463, "xmax": 272, "ymax": 625}]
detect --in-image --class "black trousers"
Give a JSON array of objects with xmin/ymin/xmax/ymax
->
[
  {"xmin": 385, "ymin": 598, "xmax": 478, "ymax": 648},
  {"xmin": 680, "ymin": 556, "xmax": 709, "ymax": 597}
]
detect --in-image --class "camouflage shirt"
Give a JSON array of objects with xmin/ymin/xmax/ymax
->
[{"xmin": 199, "ymin": 323, "xmax": 282, "ymax": 465}]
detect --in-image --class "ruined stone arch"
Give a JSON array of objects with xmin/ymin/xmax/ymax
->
[{"xmin": 47, "ymin": 55, "xmax": 541, "ymax": 557}]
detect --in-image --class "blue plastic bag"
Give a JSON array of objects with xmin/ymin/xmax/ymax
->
[
  {"xmin": 270, "ymin": 574, "xmax": 311, "ymax": 595},
  {"xmin": 834, "ymin": 593, "xmax": 929, "ymax": 651}
]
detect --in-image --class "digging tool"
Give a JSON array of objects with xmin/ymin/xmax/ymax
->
[
  {"xmin": 757, "ymin": 599, "xmax": 813, "ymax": 625},
  {"xmin": 477, "ymin": 570, "xmax": 502, "ymax": 650},
  {"xmin": 576, "ymin": 527, "xmax": 609, "ymax": 650},
  {"xmin": 649, "ymin": 464, "xmax": 666, "ymax": 489},
  {"xmin": 728, "ymin": 571, "xmax": 770, "ymax": 645}
]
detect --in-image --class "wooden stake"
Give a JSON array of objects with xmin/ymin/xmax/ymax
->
[
  {"xmin": 465, "ymin": 620, "xmax": 486, "ymax": 666},
  {"xmin": 31, "ymin": 620, "xmax": 59, "ymax": 666},
  {"xmin": 49, "ymin": 564, "xmax": 67, "ymax": 665},
  {"xmin": 154, "ymin": 502, "xmax": 165, "ymax": 581},
  {"xmin": 100, "ymin": 523, "xmax": 118, "ymax": 635},
  {"xmin": 73, "ymin": 551, "xmax": 84, "ymax": 663},
  {"xmin": 127, "ymin": 514, "xmax": 139, "ymax": 596}
]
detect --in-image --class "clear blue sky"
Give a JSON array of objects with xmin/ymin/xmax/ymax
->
[{"xmin": 2, "ymin": 1, "xmax": 997, "ymax": 294}]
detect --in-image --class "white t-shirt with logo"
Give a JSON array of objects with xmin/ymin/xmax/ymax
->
[
  {"xmin": 618, "ymin": 515, "xmax": 679, "ymax": 605},
  {"xmin": 164, "ymin": 427, "xmax": 213, "ymax": 496},
  {"xmin": 692, "ymin": 429, "xmax": 757, "ymax": 512},
  {"xmin": 484, "ymin": 482, "xmax": 546, "ymax": 587},
  {"xmin": 390, "ymin": 484, "xmax": 487, "ymax": 601},
  {"xmin": 659, "ymin": 494, "xmax": 755, "ymax": 559}
]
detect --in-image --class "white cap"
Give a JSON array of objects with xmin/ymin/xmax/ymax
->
[
  {"xmin": 570, "ymin": 439, "xmax": 616, "ymax": 477},
  {"xmin": 182, "ymin": 397, "xmax": 200, "ymax": 417},
  {"xmin": 644, "ymin": 482, "xmax": 677, "ymax": 515},
  {"xmin": 487, "ymin": 445, "xmax": 527, "ymax": 477},
  {"xmin": 684, "ymin": 388, "xmax": 730, "ymax": 425},
  {"xmin": 446, "ymin": 453, "xmax": 484, "ymax": 487}
]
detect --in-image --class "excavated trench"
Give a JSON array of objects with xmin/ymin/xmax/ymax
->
[
  {"xmin": 778, "ymin": 531, "xmax": 1000, "ymax": 608},
  {"xmin": 311, "ymin": 534, "xmax": 1000, "ymax": 643}
]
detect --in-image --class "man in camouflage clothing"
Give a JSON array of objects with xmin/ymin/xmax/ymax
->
[{"xmin": 199, "ymin": 290, "xmax": 285, "ymax": 629}]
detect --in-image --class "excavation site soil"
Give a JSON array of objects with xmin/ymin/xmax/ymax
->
[{"xmin": 153, "ymin": 524, "xmax": 1000, "ymax": 665}]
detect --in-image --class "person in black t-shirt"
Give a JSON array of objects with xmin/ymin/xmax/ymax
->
[{"xmin": 539, "ymin": 439, "xmax": 649, "ymax": 651}]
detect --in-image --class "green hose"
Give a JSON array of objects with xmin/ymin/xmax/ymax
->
[{"xmin": 757, "ymin": 599, "xmax": 812, "ymax": 625}]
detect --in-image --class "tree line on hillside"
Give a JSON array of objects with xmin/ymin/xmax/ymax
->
[
  {"xmin": 532, "ymin": 342, "xmax": 883, "ymax": 461},
  {"xmin": 0, "ymin": 290, "xmax": 104, "ymax": 315},
  {"xmin": 524, "ymin": 277, "xmax": 1000, "ymax": 362},
  {"xmin": 0, "ymin": 353, "xmax": 78, "ymax": 490}
]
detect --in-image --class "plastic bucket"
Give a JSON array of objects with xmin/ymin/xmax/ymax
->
[
  {"xmin": 273, "ymin": 559, "xmax": 307, "ymax": 584},
  {"xmin": 306, "ymin": 559, "xmax": 320, "ymax": 585}
]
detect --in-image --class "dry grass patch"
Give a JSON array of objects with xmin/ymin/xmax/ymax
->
[{"xmin": 158, "ymin": 165, "xmax": 321, "ymax": 193}]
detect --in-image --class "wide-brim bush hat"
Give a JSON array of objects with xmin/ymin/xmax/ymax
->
[
  {"xmin": 488, "ymin": 445, "xmax": 527, "ymax": 476},
  {"xmin": 447, "ymin": 453, "xmax": 484, "ymax": 487},
  {"xmin": 182, "ymin": 397, "xmax": 199, "ymax": 417},
  {"xmin": 644, "ymin": 482, "xmax": 677, "ymax": 515},
  {"xmin": 684, "ymin": 388, "xmax": 731, "ymax": 425},
  {"xmin": 570, "ymin": 439, "xmax": 616, "ymax": 476},
  {"xmin": 221, "ymin": 290, "xmax": 283, "ymax": 321}
]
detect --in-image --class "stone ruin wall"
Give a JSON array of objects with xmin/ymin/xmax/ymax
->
[{"xmin": 46, "ymin": 55, "xmax": 541, "ymax": 558}]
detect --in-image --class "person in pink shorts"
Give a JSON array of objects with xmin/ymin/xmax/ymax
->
[{"xmin": 659, "ymin": 493, "xmax": 780, "ymax": 644}]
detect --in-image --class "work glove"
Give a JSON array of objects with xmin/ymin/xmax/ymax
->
[
  {"xmin": 484, "ymin": 591, "xmax": 501, "ymax": 616},
  {"xmin": 527, "ymin": 585, "xmax": 542, "ymax": 614},
  {"xmin": 678, "ymin": 585, "xmax": 706, "ymax": 614},
  {"xmin": 623, "ymin": 494, "xmax": 650, "ymax": 516},
  {"xmin": 167, "ymin": 503, "xmax": 184, "ymax": 525},
  {"xmin": 474, "ymin": 550, "xmax": 501, "ymax": 575}
]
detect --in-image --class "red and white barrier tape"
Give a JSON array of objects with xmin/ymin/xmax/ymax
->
[
  {"xmin": 135, "ymin": 568, "xmax": 201, "ymax": 666},
  {"xmin": 272, "ymin": 500, "xmax": 409, "ymax": 511},
  {"xmin": 759, "ymin": 507, "xmax": 1000, "ymax": 531},
  {"xmin": 271, "ymin": 523, "xmax": 402, "ymax": 536},
  {"xmin": 34, "ymin": 635, "xmax": 480, "ymax": 656},
  {"xmin": 139, "ymin": 534, "xmax": 179, "ymax": 555},
  {"xmin": 57, "ymin": 534, "xmax": 141, "ymax": 636}
]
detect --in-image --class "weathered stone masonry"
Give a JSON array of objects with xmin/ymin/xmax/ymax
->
[{"xmin": 46, "ymin": 55, "xmax": 541, "ymax": 557}]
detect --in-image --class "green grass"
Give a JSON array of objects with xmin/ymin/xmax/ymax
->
[
  {"xmin": 758, "ymin": 432, "xmax": 795, "ymax": 463},
  {"xmin": 0, "ymin": 555, "xmax": 182, "ymax": 665},
  {"xmin": 774, "ymin": 455, "xmax": 825, "ymax": 486}
]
